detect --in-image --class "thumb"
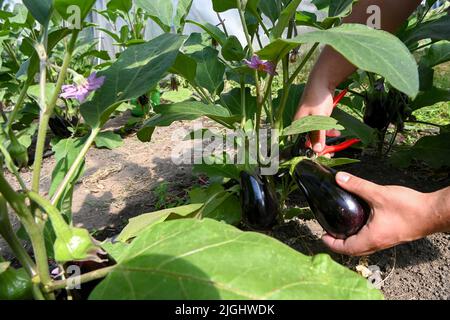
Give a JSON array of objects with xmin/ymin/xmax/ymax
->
[{"xmin": 335, "ymin": 172, "xmax": 381, "ymax": 203}]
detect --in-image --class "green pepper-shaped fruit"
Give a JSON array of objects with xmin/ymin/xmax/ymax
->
[
  {"xmin": 294, "ymin": 160, "xmax": 370, "ymax": 239},
  {"xmin": 7, "ymin": 132, "xmax": 28, "ymax": 168},
  {"xmin": 240, "ymin": 171, "xmax": 279, "ymax": 230},
  {"xmin": 0, "ymin": 267, "xmax": 33, "ymax": 300}
]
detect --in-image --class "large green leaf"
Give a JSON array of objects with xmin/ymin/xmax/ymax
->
[
  {"xmin": 22, "ymin": 0, "xmax": 53, "ymax": 25},
  {"xmin": 390, "ymin": 133, "xmax": 450, "ymax": 169},
  {"xmin": 259, "ymin": 0, "xmax": 282, "ymax": 24},
  {"xmin": 170, "ymin": 53, "xmax": 197, "ymax": 84},
  {"xmin": 135, "ymin": 0, "xmax": 173, "ymax": 32},
  {"xmin": 118, "ymin": 204, "xmax": 204, "ymax": 242},
  {"xmin": 220, "ymin": 87, "xmax": 257, "ymax": 120},
  {"xmin": 189, "ymin": 184, "xmax": 241, "ymax": 225},
  {"xmin": 107, "ymin": 0, "xmax": 132, "ymax": 13},
  {"xmin": 94, "ymin": 131, "xmax": 123, "ymax": 150},
  {"xmin": 54, "ymin": 0, "xmax": 96, "ymax": 20},
  {"xmin": 136, "ymin": 0, "xmax": 193, "ymax": 33},
  {"xmin": 191, "ymin": 47, "xmax": 226, "ymax": 96},
  {"xmin": 211, "ymin": 0, "xmax": 259, "ymax": 13},
  {"xmin": 90, "ymin": 219, "xmax": 383, "ymax": 300},
  {"xmin": 80, "ymin": 33, "xmax": 185, "ymax": 128},
  {"xmin": 282, "ymin": 116, "xmax": 344, "ymax": 136},
  {"xmin": 258, "ymin": 24, "xmax": 419, "ymax": 97},
  {"xmin": 401, "ymin": 15, "xmax": 450, "ymax": 48},
  {"xmin": 420, "ymin": 41, "xmax": 450, "ymax": 68},
  {"xmin": 185, "ymin": 20, "xmax": 227, "ymax": 46}
]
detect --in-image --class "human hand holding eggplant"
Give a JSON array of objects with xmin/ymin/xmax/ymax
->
[{"xmin": 322, "ymin": 173, "xmax": 450, "ymax": 256}]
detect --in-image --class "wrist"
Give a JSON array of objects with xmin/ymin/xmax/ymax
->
[{"xmin": 428, "ymin": 187, "xmax": 450, "ymax": 233}]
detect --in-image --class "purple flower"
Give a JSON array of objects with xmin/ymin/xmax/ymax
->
[
  {"xmin": 244, "ymin": 55, "xmax": 278, "ymax": 76},
  {"xmin": 60, "ymin": 72, "xmax": 106, "ymax": 103}
]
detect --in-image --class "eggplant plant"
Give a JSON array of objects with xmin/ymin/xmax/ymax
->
[
  {"xmin": 0, "ymin": 0, "xmax": 428, "ymax": 300},
  {"xmin": 343, "ymin": 0, "xmax": 450, "ymax": 162}
]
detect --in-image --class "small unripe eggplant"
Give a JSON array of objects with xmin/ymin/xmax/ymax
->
[
  {"xmin": 240, "ymin": 171, "xmax": 279, "ymax": 231},
  {"xmin": 294, "ymin": 160, "xmax": 370, "ymax": 239},
  {"xmin": 7, "ymin": 134, "xmax": 28, "ymax": 168}
]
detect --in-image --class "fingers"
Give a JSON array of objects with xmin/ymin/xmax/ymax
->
[
  {"xmin": 335, "ymin": 172, "xmax": 382, "ymax": 204},
  {"xmin": 325, "ymin": 129, "xmax": 341, "ymax": 138},
  {"xmin": 310, "ymin": 130, "xmax": 326, "ymax": 153},
  {"xmin": 322, "ymin": 230, "xmax": 375, "ymax": 256}
]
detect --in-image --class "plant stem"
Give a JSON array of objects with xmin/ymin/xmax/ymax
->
[
  {"xmin": 287, "ymin": 43, "xmax": 319, "ymax": 84},
  {"xmin": 0, "ymin": 196, "xmax": 36, "ymax": 277},
  {"xmin": 6, "ymin": 82, "xmax": 31, "ymax": 130},
  {"xmin": 240, "ymin": 79, "xmax": 247, "ymax": 128},
  {"xmin": 45, "ymin": 265, "xmax": 116, "ymax": 292},
  {"xmin": 31, "ymin": 31, "xmax": 79, "ymax": 194},
  {"xmin": 0, "ymin": 172, "xmax": 53, "ymax": 299},
  {"xmin": 275, "ymin": 43, "xmax": 319, "ymax": 129},
  {"xmin": 216, "ymin": 13, "xmax": 229, "ymax": 37},
  {"xmin": 51, "ymin": 127, "xmax": 101, "ymax": 206}
]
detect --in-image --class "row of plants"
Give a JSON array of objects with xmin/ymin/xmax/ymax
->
[{"xmin": 0, "ymin": 0, "xmax": 448, "ymax": 300}]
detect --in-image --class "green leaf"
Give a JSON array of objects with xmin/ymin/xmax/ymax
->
[
  {"xmin": 258, "ymin": 24, "xmax": 419, "ymax": 97},
  {"xmin": 316, "ymin": 157, "xmax": 360, "ymax": 167},
  {"xmin": 222, "ymin": 36, "xmax": 245, "ymax": 62},
  {"xmin": 259, "ymin": 0, "xmax": 282, "ymax": 24},
  {"xmin": 390, "ymin": 133, "xmax": 450, "ymax": 169},
  {"xmin": 162, "ymin": 88, "xmax": 193, "ymax": 103},
  {"xmin": 271, "ymin": 0, "xmax": 302, "ymax": 39},
  {"xmin": 117, "ymin": 204, "xmax": 204, "ymax": 242},
  {"xmin": 211, "ymin": 0, "xmax": 259, "ymax": 13},
  {"xmin": 80, "ymin": 33, "xmax": 185, "ymax": 128},
  {"xmin": 411, "ymin": 87, "xmax": 450, "ymax": 111},
  {"xmin": 220, "ymin": 87, "xmax": 257, "ymax": 120},
  {"xmin": 170, "ymin": 53, "xmax": 197, "ymax": 84},
  {"xmin": 101, "ymin": 241, "xmax": 129, "ymax": 261},
  {"xmin": 22, "ymin": 0, "xmax": 53, "ymax": 25},
  {"xmin": 332, "ymin": 108, "xmax": 375, "ymax": 145},
  {"xmin": 402, "ymin": 15, "xmax": 450, "ymax": 48},
  {"xmin": 190, "ymin": 184, "xmax": 241, "ymax": 225},
  {"xmin": 54, "ymin": 0, "xmax": 96, "ymax": 21},
  {"xmin": 90, "ymin": 219, "xmax": 383, "ymax": 300},
  {"xmin": 140, "ymin": 101, "xmax": 231, "ymax": 134},
  {"xmin": 193, "ymin": 163, "xmax": 242, "ymax": 180},
  {"xmin": 106, "ymin": 0, "xmax": 132, "ymax": 13},
  {"xmin": 95, "ymin": 131, "xmax": 124, "ymax": 150},
  {"xmin": 282, "ymin": 116, "xmax": 344, "ymax": 136},
  {"xmin": 135, "ymin": 0, "xmax": 173, "ymax": 32},
  {"xmin": 174, "ymin": 0, "xmax": 194, "ymax": 33},
  {"xmin": 191, "ymin": 47, "xmax": 226, "ymax": 96},
  {"xmin": 185, "ymin": 20, "xmax": 227, "ymax": 46},
  {"xmin": 420, "ymin": 41, "xmax": 450, "ymax": 68},
  {"xmin": 27, "ymin": 83, "xmax": 56, "ymax": 106}
]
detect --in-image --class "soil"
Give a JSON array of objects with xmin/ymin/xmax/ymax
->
[{"xmin": 1, "ymin": 114, "xmax": 449, "ymax": 300}]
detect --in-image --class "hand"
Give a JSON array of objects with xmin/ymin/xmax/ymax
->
[
  {"xmin": 294, "ymin": 77, "xmax": 337, "ymax": 154},
  {"xmin": 322, "ymin": 172, "xmax": 440, "ymax": 256}
]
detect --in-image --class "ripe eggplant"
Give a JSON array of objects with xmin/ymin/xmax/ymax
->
[
  {"xmin": 240, "ymin": 171, "xmax": 279, "ymax": 230},
  {"xmin": 49, "ymin": 115, "xmax": 77, "ymax": 138},
  {"xmin": 294, "ymin": 160, "xmax": 370, "ymax": 239}
]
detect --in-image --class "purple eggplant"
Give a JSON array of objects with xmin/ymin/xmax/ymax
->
[
  {"xmin": 294, "ymin": 160, "xmax": 370, "ymax": 239},
  {"xmin": 240, "ymin": 171, "xmax": 279, "ymax": 230}
]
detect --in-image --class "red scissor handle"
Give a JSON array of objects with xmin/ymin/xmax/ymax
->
[{"xmin": 309, "ymin": 88, "xmax": 361, "ymax": 156}]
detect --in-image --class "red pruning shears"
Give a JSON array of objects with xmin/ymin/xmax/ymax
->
[{"xmin": 293, "ymin": 89, "xmax": 361, "ymax": 158}]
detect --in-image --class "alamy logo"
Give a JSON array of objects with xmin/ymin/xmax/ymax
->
[
  {"xmin": 66, "ymin": 5, "xmax": 82, "ymax": 30},
  {"xmin": 367, "ymin": 5, "xmax": 382, "ymax": 30}
]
